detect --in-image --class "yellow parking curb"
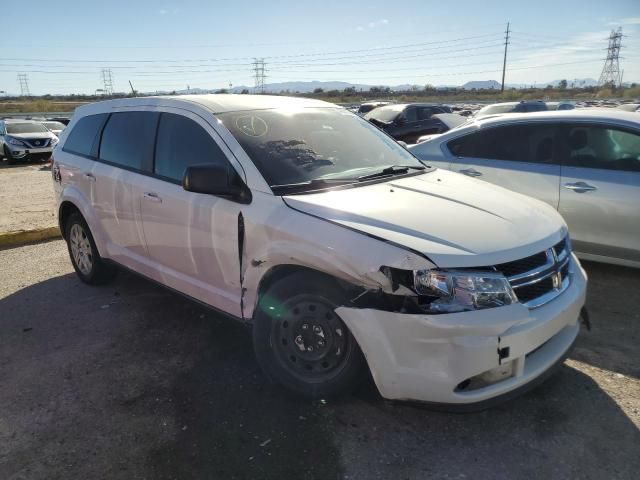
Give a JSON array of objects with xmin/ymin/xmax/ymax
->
[{"xmin": 0, "ymin": 226, "xmax": 61, "ymax": 249}]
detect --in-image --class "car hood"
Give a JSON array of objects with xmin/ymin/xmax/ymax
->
[
  {"xmin": 283, "ymin": 169, "xmax": 566, "ymax": 268},
  {"xmin": 8, "ymin": 132, "xmax": 55, "ymax": 140}
]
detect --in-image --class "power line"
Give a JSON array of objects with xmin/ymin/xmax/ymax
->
[
  {"xmin": 17, "ymin": 73, "xmax": 30, "ymax": 96},
  {"xmin": 501, "ymin": 22, "xmax": 510, "ymax": 92},
  {"xmin": 599, "ymin": 27, "xmax": 623, "ymax": 87},
  {"xmin": 101, "ymin": 68, "xmax": 114, "ymax": 95},
  {"xmin": 252, "ymin": 58, "xmax": 266, "ymax": 93}
]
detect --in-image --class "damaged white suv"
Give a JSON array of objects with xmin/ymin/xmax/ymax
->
[{"xmin": 52, "ymin": 95, "xmax": 587, "ymax": 408}]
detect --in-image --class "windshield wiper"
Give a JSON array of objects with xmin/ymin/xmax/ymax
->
[
  {"xmin": 271, "ymin": 178, "xmax": 356, "ymax": 195},
  {"xmin": 356, "ymin": 165, "xmax": 426, "ymax": 181}
]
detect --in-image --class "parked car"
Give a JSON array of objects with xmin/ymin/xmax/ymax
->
[
  {"xmin": 48, "ymin": 116, "xmax": 71, "ymax": 126},
  {"xmin": 410, "ymin": 110, "xmax": 640, "ymax": 268},
  {"xmin": 357, "ymin": 100, "xmax": 394, "ymax": 116},
  {"xmin": 52, "ymin": 95, "xmax": 586, "ymax": 407},
  {"xmin": 617, "ymin": 103, "xmax": 640, "ymax": 113},
  {"xmin": 546, "ymin": 102, "xmax": 575, "ymax": 111},
  {"xmin": 0, "ymin": 119, "xmax": 58, "ymax": 164},
  {"xmin": 364, "ymin": 103, "xmax": 454, "ymax": 143},
  {"xmin": 41, "ymin": 120, "xmax": 66, "ymax": 137},
  {"xmin": 474, "ymin": 100, "xmax": 549, "ymax": 118}
]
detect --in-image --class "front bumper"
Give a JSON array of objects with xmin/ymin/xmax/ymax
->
[
  {"xmin": 7, "ymin": 146, "xmax": 53, "ymax": 161},
  {"xmin": 336, "ymin": 253, "xmax": 587, "ymax": 406}
]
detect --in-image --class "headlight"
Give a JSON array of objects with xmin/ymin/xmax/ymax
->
[
  {"xmin": 51, "ymin": 136, "xmax": 59, "ymax": 145},
  {"xmin": 8, "ymin": 137, "xmax": 26, "ymax": 146},
  {"xmin": 414, "ymin": 269, "xmax": 517, "ymax": 313}
]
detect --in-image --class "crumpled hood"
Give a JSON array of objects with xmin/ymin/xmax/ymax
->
[{"xmin": 283, "ymin": 169, "xmax": 567, "ymax": 268}]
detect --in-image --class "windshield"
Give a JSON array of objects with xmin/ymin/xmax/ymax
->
[
  {"xmin": 42, "ymin": 121, "xmax": 65, "ymax": 130},
  {"xmin": 217, "ymin": 107, "xmax": 425, "ymax": 187},
  {"xmin": 6, "ymin": 123, "xmax": 49, "ymax": 134},
  {"xmin": 363, "ymin": 105, "xmax": 405, "ymax": 123}
]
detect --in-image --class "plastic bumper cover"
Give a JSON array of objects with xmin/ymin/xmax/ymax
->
[{"xmin": 336, "ymin": 254, "xmax": 587, "ymax": 405}]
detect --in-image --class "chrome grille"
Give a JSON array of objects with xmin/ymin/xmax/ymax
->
[{"xmin": 493, "ymin": 238, "xmax": 571, "ymax": 309}]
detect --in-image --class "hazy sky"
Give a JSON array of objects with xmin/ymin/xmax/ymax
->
[{"xmin": 2, "ymin": 0, "xmax": 639, "ymax": 94}]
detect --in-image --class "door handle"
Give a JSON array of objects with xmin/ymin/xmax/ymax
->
[
  {"xmin": 84, "ymin": 172, "xmax": 96, "ymax": 182},
  {"xmin": 563, "ymin": 182, "xmax": 597, "ymax": 193},
  {"xmin": 143, "ymin": 192, "xmax": 162, "ymax": 203},
  {"xmin": 459, "ymin": 168, "xmax": 482, "ymax": 177}
]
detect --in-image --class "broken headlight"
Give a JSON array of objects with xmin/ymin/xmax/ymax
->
[{"xmin": 414, "ymin": 270, "xmax": 517, "ymax": 313}]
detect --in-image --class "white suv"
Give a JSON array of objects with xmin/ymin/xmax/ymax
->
[{"xmin": 52, "ymin": 95, "xmax": 587, "ymax": 408}]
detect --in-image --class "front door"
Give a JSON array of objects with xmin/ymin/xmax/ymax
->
[
  {"xmin": 447, "ymin": 123, "xmax": 561, "ymax": 209},
  {"xmin": 138, "ymin": 111, "xmax": 244, "ymax": 316},
  {"xmin": 558, "ymin": 124, "xmax": 640, "ymax": 263}
]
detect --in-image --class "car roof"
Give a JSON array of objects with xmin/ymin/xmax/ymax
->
[
  {"xmin": 74, "ymin": 94, "xmax": 336, "ymax": 116},
  {"xmin": 472, "ymin": 109, "xmax": 640, "ymax": 127}
]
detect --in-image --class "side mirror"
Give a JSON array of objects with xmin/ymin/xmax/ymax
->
[
  {"xmin": 183, "ymin": 164, "xmax": 252, "ymax": 204},
  {"xmin": 395, "ymin": 116, "xmax": 406, "ymax": 125}
]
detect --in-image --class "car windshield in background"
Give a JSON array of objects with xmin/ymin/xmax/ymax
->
[
  {"xmin": 476, "ymin": 104, "xmax": 516, "ymax": 117},
  {"xmin": 363, "ymin": 105, "xmax": 405, "ymax": 123},
  {"xmin": 42, "ymin": 121, "xmax": 65, "ymax": 130},
  {"xmin": 6, "ymin": 123, "xmax": 49, "ymax": 134},
  {"xmin": 218, "ymin": 107, "xmax": 426, "ymax": 189}
]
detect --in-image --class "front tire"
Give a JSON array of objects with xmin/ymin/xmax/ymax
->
[
  {"xmin": 65, "ymin": 212, "xmax": 116, "ymax": 285},
  {"xmin": 253, "ymin": 272, "xmax": 366, "ymax": 399},
  {"xmin": 4, "ymin": 146, "xmax": 17, "ymax": 165}
]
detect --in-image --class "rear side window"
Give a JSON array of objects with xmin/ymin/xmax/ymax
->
[
  {"xmin": 562, "ymin": 125, "xmax": 640, "ymax": 172},
  {"xmin": 154, "ymin": 113, "xmax": 229, "ymax": 182},
  {"xmin": 63, "ymin": 114, "xmax": 108, "ymax": 157},
  {"xmin": 99, "ymin": 112, "xmax": 159, "ymax": 171}
]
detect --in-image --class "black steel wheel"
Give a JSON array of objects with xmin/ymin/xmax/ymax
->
[{"xmin": 253, "ymin": 272, "xmax": 367, "ymax": 398}]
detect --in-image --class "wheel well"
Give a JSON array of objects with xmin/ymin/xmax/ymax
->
[
  {"xmin": 256, "ymin": 265, "xmax": 352, "ymax": 310},
  {"xmin": 58, "ymin": 202, "xmax": 81, "ymax": 240}
]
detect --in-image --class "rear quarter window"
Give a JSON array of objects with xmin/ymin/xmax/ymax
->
[{"xmin": 63, "ymin": 113, "xmax": 109, "ymax": 157}]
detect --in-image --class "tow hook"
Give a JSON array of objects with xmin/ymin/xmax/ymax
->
[{"xmin": 580, "ymin": 306, "xmax": 591, "ymax": 331}]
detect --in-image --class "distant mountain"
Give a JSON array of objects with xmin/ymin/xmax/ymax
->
[
  {"xmin": 461, "ymin": 80, "xmax": 502, "ymax": 90},
  {"xmin": 231, "ymin": 81, "xmax": 372, "ymax": 94}
]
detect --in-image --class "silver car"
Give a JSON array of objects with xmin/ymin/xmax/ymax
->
[
  {"xmin": 0, "ymin": 119, "xmax": 59, "ymax": 164},
  {"xmin": 409, "ymin": 110, "xmax": 640, "ymax": 268},
  {"xmin": 41, "ymin": 120, "xmax": 66, "ymax": 137}
]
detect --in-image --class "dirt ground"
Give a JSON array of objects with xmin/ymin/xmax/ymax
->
[
  {"xmin": 0, "ymin": 240, "xmax": 638, "ymax": 480},
  {"xmin": 0, "ymin": 163, "xmax": 57, "ymax": 234}
]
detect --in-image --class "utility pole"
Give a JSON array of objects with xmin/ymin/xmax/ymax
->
[
  {"xmin": 252, "ymin": 58, "xmax": 267, "ymax": 94},
  {"xmin": 101, "ymin": 68, "xmax": 114, "ymax": 96},
  {"xmin": 17, "ymin": 73, "xmax": 31, "ymax": 97},
  {"xmin": 598, "ymin": 27, "xmax": 623, "ymax": 87},
  {"xmin": 500, "ymin": 22, "xmax": 510, "ymax": 93},
  {"xmin": 128, "ymin": 80, "xmax": 136, "ymax": 95}
]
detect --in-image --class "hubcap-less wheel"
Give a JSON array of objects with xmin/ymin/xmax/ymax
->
[
  {"xmin": 271, "ymin": 295, "xmax": 351, "ymax": 382},
  {"xmin": 69, "ymin": 223, "xmax": 93, "ymax": 275}
]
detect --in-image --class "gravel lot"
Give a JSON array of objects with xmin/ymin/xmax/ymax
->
[
  {"xmin": 0, "ymin": 240, "xmax": 638, "ymax": 480},
  {"xmin": 0, "ymin": 163, "xmax": 57, "ymax": 233}
]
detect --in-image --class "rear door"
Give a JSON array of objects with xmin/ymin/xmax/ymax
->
[
  {"xmin": 92, "ymin": 110, "xmax": 159, "ymax": 269},
  {"xmin": 137, "ymin": 110, "xmax": 243, "ymax": 316},
  {"xmin": 558, "ymin": 123, "xmax": 640, "ymax": 263},
  {"xmin": 445, "ymin": 123, "xmax": 561, "ymax": 208}
]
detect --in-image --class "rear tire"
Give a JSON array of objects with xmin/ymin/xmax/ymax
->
[
  {"xmin": 253, "ymin": 272, "xmax": 367, "ymax": 399},
  {"xmin": 64, "ymin": 212, "xmax": 116, "ymax": 285}
]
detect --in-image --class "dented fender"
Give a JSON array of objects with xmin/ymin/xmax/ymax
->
[{"xmin": 239, "ymin": 193, "xmax": 434, "ymax": 319}]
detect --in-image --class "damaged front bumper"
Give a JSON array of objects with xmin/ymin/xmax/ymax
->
[{"xmin": 336, "ymin": 254, "xmax": 587, "ymax": 407}]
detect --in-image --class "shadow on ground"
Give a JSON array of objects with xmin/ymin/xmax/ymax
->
[{"xmin": 0, "ymin": 260, "xmax": 639, "ymax": 479}]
